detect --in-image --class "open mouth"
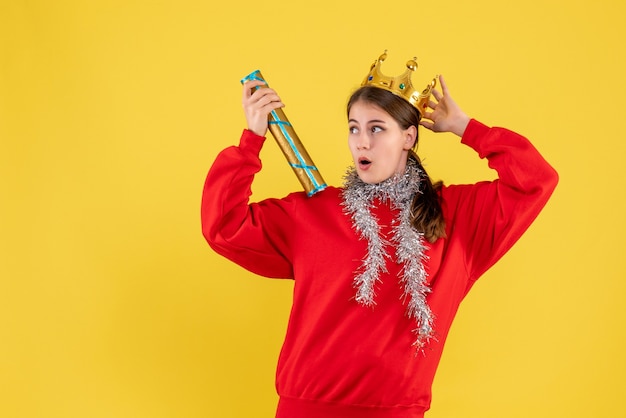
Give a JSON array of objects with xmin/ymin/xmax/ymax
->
[{"xmin": 358, "ymin": 157, "xmax": 371, "ymax": 168}]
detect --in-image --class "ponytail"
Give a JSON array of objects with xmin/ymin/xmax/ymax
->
[{"xmin": 408, "ymin": 150, "xmax": 446, "ymax": 243}]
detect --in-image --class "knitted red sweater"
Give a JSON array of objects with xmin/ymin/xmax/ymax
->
[{"xmin": 202, "ymin": 120, "xmax": 558, "ymax": 417}]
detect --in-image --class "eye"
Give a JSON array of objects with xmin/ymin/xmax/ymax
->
[
  {"xmin": 371, "ymin": 126, "xmax": 384, "ymax": 133},
  {"xmin": 349, "ymin": 126, "xmax": 359, "ymax": 134}
]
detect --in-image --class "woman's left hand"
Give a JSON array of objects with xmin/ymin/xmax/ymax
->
[{"xmin": 419, "ymin": 75, "xmax": 470, "ymax": 137}]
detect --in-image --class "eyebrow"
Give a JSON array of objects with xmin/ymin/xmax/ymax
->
[{"xmin": 348, "ymin": 119, "xmax": 388, "ymax": 124}]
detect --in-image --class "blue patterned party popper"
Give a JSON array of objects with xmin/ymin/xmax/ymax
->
[{"xmin": 241, "ymin": 70, "xmax": 327, "ymax": 196}]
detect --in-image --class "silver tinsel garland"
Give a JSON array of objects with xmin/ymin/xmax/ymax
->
[{"xmin": 341, "ymin": 160, "xmax": 435, "ymax": 349}]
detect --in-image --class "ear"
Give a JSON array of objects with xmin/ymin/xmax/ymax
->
[{"xmin": 403, "ymin": 125, "xmax": 417, "ymax": 150}]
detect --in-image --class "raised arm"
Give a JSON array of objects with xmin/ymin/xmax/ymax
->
[
  {"xmin": 445, "ymin": 120, "xmax": 559, "ymax": 282},
  {"xmin": 201, "ymin": 82, "xmax": 295, "ymax": 278},
  {"xmin": 422, "ymin": 76, "xmax": 559, "ymax": 281}
]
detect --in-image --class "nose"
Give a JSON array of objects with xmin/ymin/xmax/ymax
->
[{"xmin": 356, "ymin": 133, "xmax": 370, "ymax": 150}]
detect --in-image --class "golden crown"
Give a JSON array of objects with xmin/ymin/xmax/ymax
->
[{"xmin": 362, "ymin": 51, "xmax": 437, "ymax": 116}]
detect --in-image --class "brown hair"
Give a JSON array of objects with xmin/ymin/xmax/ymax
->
[{"xmin": 347, "ymin": 86, "xmax": 446, "ymax": 243}]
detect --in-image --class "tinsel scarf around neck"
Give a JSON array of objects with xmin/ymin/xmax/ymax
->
[{"xmin": 341, "ymin": 159, "xmax": 435, "ymax": 349}]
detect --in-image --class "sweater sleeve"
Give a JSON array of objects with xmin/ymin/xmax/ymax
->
[
  {"xmin": 201, "ymin": 129, "xmax": 295, "ymax": 279},
  {"xmin": 442, "ymin": 119, "xmax": 559, "ymax": 283}
]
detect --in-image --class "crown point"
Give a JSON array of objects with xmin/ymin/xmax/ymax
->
[{"xmin": 406, "ymin": 59, "xmax": 418, "ymax": 72}]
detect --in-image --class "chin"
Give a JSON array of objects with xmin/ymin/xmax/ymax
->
[{"xmin": 357, "ymin": 171, "xmax": 385, "ymax": 185}]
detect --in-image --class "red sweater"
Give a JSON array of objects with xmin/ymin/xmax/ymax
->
[{"xmin": 201, "ymin": 120, "xmax": 558, "ymax": 417}]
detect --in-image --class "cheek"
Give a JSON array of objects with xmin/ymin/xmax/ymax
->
[
  {"xmin": 347, "ymin": 138, "xmax": 358, "ymax": 154},
  {"xmin": 346, "ymin": 145, "xmax": 355, "ymax": 163}
]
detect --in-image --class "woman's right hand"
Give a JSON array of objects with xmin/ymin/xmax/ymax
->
[{"xmin": 242, "ymin": 80, "xmax": 284, "ymax": 137}]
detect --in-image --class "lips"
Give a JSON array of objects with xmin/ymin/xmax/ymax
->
[{"xmin": 358, "ymin": 157, "xmax": 372, "ymax": 170}]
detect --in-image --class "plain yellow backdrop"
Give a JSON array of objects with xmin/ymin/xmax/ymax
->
[{"xmin": 1, "ymin": 0, "xmax": 625, "ymax": 417}]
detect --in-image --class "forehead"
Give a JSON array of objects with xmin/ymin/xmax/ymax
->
[{"xmin": 348, "ymin": 101, "xmax": 391, "ymax": 121}]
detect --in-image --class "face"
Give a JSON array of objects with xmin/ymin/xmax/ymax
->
[{"xmin": 348, "ymin": 101, "xmax": 417, "ymax": 184}]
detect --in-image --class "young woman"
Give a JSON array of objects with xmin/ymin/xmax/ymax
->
[{"xmin": 201, "ymin": 55, "xmax": 558, "ymax": 417}]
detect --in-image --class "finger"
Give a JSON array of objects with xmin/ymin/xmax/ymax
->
[
  {"xmin": 258, "ymin": 100, "xmax": 284, "ymax": 115},
  {"xmin": 431, "ymin": 88, "xmax": 443, "ymax": 102},
  {"xmin": 253, "ymin": 90, "xmax": 282, "ymax": 108},
  {"xmin": 244, "ymin": 88, "xmax": 280, "ymax": 109},
  {"xmin": 427, "ymin": 99, "xmax": 438, "ymax": 109},
  {"xmin": 242, "ymin": 79, "xmax": 267, "ymax": 100},
  {"xmin": 420, "ymin": 110, "xmax": 434, "ymax": 121},
  {"xmin": 266, "ymin": 100, "xmax": 285, "ymax": 112},
  {"xmin": 246, "ymin": 97, "xmax": 284, "ymax": 120},
  {"xmin": 438, "ymin": 75, "xmax": 450, "ymax": 97},
  {"xmin": 419, "ymin": 119, "xmax": 434, "ymax": 131}
]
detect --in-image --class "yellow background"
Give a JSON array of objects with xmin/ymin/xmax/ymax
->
[{"xmin": 1, "ymin": 0, "xmax": 625, "ymax": 417}]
